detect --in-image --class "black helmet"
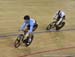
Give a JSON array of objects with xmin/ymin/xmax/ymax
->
[{"xmin": 24, "ymin": 15, "xmax": 30, "ymax": 20}]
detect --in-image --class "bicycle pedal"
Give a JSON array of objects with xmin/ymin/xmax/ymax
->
[
  {"xmin": 26, "ymin": 43, "xmax": 29, "ymax": 45},
  {"xmin": 25, "ymin": 43, "xmax": 30, "ymax": 47}
]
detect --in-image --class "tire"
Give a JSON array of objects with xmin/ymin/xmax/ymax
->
[
  {"xmin": 56, "ymin": 22, "xmax": 65, "ymax": 30},
  {"xmin": 14, "ymin": 34, "xmax": 24, "ymax": 48},
  {"xmin": 46, "ymin": 24, "xmax": 51, "ymax": 30},
  {"xmin": 46, "ymin": 21, "xmax": 56, "ymax": 30},
  {"xmin": 14, "ymin": 38, "xmax": 20, "ymax": 48},
  {"xmin": 25, "ymin": 35, "xmax": 34, "ymax": 47}
]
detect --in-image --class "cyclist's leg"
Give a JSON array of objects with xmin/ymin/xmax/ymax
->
[
  {"xmin": 23, "ymin": 25, "xmax": 30, "ymax": 43},
  {"xmin": 23, "ymin": 26, "xmax": 29, "ymax": 35},
  {"xmin": 25, "ymin": 23, "xmax": 38, "ymax": 32},
  {"xmin": 24, "ymin": 24, "xmax": 37, "ymax": 46},
  {"xmin": 27, "ymin": 23, "xmax": 38, "ymax": 43},
  {"xmin": 33, "ymin": 23, "xmax": 38, "ymax": 31},
  {"xmin": 56, "ymin": 18, "xmax": 63, "ymax": 25}
]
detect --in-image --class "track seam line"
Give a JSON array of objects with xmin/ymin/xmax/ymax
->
[
  {"xmin": 0, "ymin": 28, "xmax": 75, "ymax": 38},
  {"xmin": 19, "ymin": 46, "xmax": 75, "ymax": 57}
]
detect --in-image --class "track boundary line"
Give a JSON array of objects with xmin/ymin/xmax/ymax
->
[
  {"xmin": 0, "ymin": 28, "xmax": 75, "ymax": 38},
  {"xmin": 0, "ymin": 28, "xmax": 75, "ymax": 57},
  {"xmin": 19, "ymin": 46, "xmax": 75, "ymax": 57}
]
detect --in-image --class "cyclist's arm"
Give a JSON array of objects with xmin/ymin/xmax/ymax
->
[
  {"xmin": 20, "ymin": 22, "xmax": 26, "ymax": 31},
  {"xmin": 29, "ymin": 22, "xmax": 34, "ymax": 33}
]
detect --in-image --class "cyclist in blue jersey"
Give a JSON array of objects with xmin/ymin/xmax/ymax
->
[{"xmin": 20, "ymin": 15, "xmax": 38, "ymax": 46}]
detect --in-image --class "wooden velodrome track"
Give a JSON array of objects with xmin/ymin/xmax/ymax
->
[{"xmin": 0, "ymin": 0, "xmax": 75, "ymax": 57}]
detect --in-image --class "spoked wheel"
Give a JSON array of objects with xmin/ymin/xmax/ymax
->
[
  {"xmin": 46, "ymin": 21, "xmax": 56, "ymax": 30},
  {"xmin": 56, "ymin": 22, "xmax": 65, "ymax": 30},
  {"xmin": 46, "ymin": 24, "xmax": 51, "ymax": 30},
  {"xmin": 14, "ymin": 34, "xmax": 24, "ymax": 48},
  {"xmin": 14, "ymin": 38, "xmax": 20, "ymax": 48}
]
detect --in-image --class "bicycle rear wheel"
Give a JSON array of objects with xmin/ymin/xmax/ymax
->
[
  {"xmin": 56, "ymin": 22, "xmax": 65, "ymax": 30},
  {"xmin": 24, "ymin": 35, "xmax": 34, "ymax": 47}
]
